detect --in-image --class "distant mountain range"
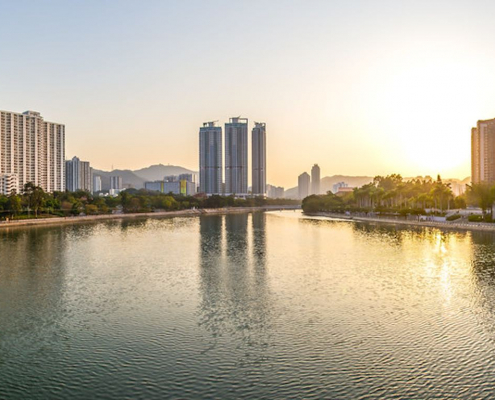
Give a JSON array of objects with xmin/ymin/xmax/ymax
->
[
  {"xmin": 284, "ymin": 175, "xmax": 471, "ymax": 199},
  {"xmin": 93, "ymin": 164, "xmax": 196, "ymax": 190}
]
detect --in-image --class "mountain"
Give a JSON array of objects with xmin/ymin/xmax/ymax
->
[
  {"xmin": 284, "ymin": 187, "xmax": 299, "ymax": 199},
  {"xmin": 133, "ymin": 164, "xmax": 196, "ymax": 181},
  {"xmin": 92, "ymin": 164, "xmax": 197, "ymax": 190}
]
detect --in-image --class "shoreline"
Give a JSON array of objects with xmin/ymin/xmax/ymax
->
[
  {"xmin": 308, "ymin": 212, "xmax": 495, "ymax": 233},
  {"xmin": 0, "ymin": 206, "xmax": 299, "ymax": 230}
]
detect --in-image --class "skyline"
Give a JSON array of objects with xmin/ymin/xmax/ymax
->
[{"xmin": 2, "ymin": 1, "xmax": 495, "ymax": 187}]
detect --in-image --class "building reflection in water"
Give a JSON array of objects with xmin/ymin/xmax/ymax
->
[
  {"xmin": 251, "ymin": 212, "xmax": 267, "ymax": 271},
  {"xmin": 197, "ymin": 212, "xmax": 271, "ymax": 362},
  {"xmin": 468, "ymin": 231, "xmax": 495, "ymax": 329}
]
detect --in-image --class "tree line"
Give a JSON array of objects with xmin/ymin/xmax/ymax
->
[
  {"xmin": 302, "ymin": 174, "xmax": 469, "ymax": 215},
  {"xmin": 0, "ymin": 184, "xmax": 299, "ymax": 220}
]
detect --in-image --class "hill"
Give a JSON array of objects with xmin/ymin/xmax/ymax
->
[
  {"xmin": 133, "ymin": 164, "xmax": 196, "ymax": 181},
  {"xmin": 92, "ymin": 169, "xmax": 146, "ymax": 190},
  {"xmin": 92, "ymin": 164, "xmax": 197, "ymax": 190}
]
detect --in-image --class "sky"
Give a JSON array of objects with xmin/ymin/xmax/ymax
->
[{"xmin": 1, "ymin": 0, "xmax": 494, "ymax": 188}]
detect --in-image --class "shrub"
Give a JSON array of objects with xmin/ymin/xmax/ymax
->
[
  {"xmin": 446, "ymin": 214, "xmax": 461, "ymax": 221},
  {"xmin": 468, "ymin": 215, "xmax": 483, "ymax": 222}
]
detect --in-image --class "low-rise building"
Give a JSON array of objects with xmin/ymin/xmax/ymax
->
[
  {"xmin": 145, "ymin": 181, "xmax": 164, "ymax": 192},
  {"xmin": 0, "ymin": 173, "xmax": 18, "ymax": 195},
  {"xmin": 145, "ymin": 176, "xmax": 196, "ymax": 196},
  {"xmin": 336, "ymin": 186, "xmax": 354, "ymax": 196},
  {"xmin": 164, "ymin": 180, "xmax": 196, "ymax": 195},
  {"xmin": 332, "ymin": 181, "xmax": 348, "ymax": 194},
  {"xmin": 109, "ymin": 188, "xmax": 125, "ymax": 196}
]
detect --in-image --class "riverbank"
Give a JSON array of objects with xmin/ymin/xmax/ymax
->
[
  {"xmin": 0, "ymin": 206, "xmax": 299, "ymax": 229},
  {"xmin": 309, "ymin": 212, "xmax": 495, "ymax": 233}
]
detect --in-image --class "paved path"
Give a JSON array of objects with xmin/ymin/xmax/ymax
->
[
  {"xmin": 0, "ymin": 206, "xmax": 299, "ymax": 229},
  {"xmin": 312, "ymin": 212, "xmax": 495, "ymax": 233}
]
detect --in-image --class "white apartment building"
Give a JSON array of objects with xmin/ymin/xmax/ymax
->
[
  {"xmin": 93, "ymin": 175, "xmax": 102, "ymax": 193},
  {"xmin": 225, "ymin": 117, "xmax": 248, "ymax": 195},
  {"xmin": 199, "ymin": 122, "xmax": 223, "ymax": 195},
  {"xmin": 0, "ymin": 173, "xmax": 18, "ymax": 195},
  {"xmin": 0, "ymin": 110, "xmax": 65, "ymax": 192},
  {"xmin": 267, "ymin": 184, "xmax": 284, "ymax": 199},
  {"xmin": 110, "ymin": 176, "xmax": 123, "ymax": 190},
  {"xmin": 252, "ymin": 122, "xmax": 266, "ymax": 196}
]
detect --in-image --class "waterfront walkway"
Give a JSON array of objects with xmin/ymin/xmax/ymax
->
[
  {"xmin": 312, "ymin": 212, "xmax": 495, "ymax": 233},
  {"xmin": 0, "ymin": 205, "xmax": 301, "ymax": 229}
]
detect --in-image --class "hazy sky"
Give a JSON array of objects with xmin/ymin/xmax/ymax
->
[{"xmin": 1, "ymin": 0, "xmax": 494, "ymax": 187}]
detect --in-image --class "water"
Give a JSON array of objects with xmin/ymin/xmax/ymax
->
[{"xmin": 1, "ymin": 211, "xmax": 495, "ymax": 399}]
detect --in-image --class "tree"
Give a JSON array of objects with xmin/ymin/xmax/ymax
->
[
  {"xmin": 71, "ymin": 200, "xmax": 83, "ymax": 216},
  {"xmin": 7, "ymin": 192, "xmax": 22, "ymax": 218},
  {"xmin": 85, "ymin": 204, "xmax": 99, "ymax": 215},
  {"xmin": 23, "ymin": 182, "xmax": 45, "ymax": 218},
  {"xmin": 467, "ymin": 183, "xmax": 493, "ymax": 218},
  {"xmin": 453, "ymin": 195, "xmax": 467, "ymax": 209}
]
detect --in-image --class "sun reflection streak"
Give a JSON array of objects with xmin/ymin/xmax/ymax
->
[{"xmin": 420, "ymin": 230, "xmax": 473, "ymax": 307}]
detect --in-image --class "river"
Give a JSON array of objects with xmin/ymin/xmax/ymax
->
[{"xmin": 1, "ymin": 211, "xmax": 494, "ymax": 399}]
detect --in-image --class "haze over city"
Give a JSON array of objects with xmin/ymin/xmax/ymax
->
[{"xmin": 2, "ymin": 0, "xmax": 495, "ymax": 186}]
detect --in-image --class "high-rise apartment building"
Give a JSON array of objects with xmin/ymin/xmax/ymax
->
[
  {"xmin": 65, "ymin": 156, "xmax": 92, "ymax": 192},
  {"xmin": 252, "ymin": 122, "xmax": 266, "ymax": 196},
  {"xmin": 93, "ymin": 175, "xmax": 102, "ymax": 193},
  {"xmin": 225, "ymin": 117, "xmax": 248, "ymax": 195},
  {"xmin": 311, "ymin": 164, "xmax": 321, "ymax": 195},
  {"xmin": 298, "ymin": 172, "xmax": 310, "ymax": 199},
  {"xmin": 0, "ymin": 110, "xmax": 65, "ymax": 193},
  {"xmin": 199, "ymin": 122, "xmax": 222, "ymax": 195},
  {"xmin": 267, "ymin": 184, "xmax": 284, "ymax": 199},
  {"xmin": 110, "ymin": 176, "xmax": 123, "ymax": 190},
  {"xmin": 471, "ymin": 118, "xmax": 495, "ymax": 184}
]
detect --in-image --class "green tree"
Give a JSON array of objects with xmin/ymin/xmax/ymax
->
[
  {"xmin": 23, "ymin": 182, "xmax": 45, "ymax": 217},
  {"xmin": 467, "ymin": 183, "xmax": 493, "ymax": 218},
  {"xmin": 85, "ymin": 204, "xmax": 99, "ymax": 215},
  {"xmin": 7, "ymin": 192, "xmax": 22, "ymax": 218}
]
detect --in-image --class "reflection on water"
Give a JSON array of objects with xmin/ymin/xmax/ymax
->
[
  {"xmin": 198, "ymin": 213, "xmax": 271, "ymax": 371},
  {"xmin": 2, "ymin": 212, "xmax": 495, "ymax": 398}
]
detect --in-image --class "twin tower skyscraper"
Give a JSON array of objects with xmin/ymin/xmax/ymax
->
[{"xmin": 199, "ymin": 117, "xmax": 266, "ymax": 196}]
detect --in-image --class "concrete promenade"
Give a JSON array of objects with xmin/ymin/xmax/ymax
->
[
  {"xmin": 310, "ymin": 212, "xmax": 495, "ymax": 233},
  {"xmin": 0, "ymin": 205, "xmax": 300, "ymax": 230}
]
